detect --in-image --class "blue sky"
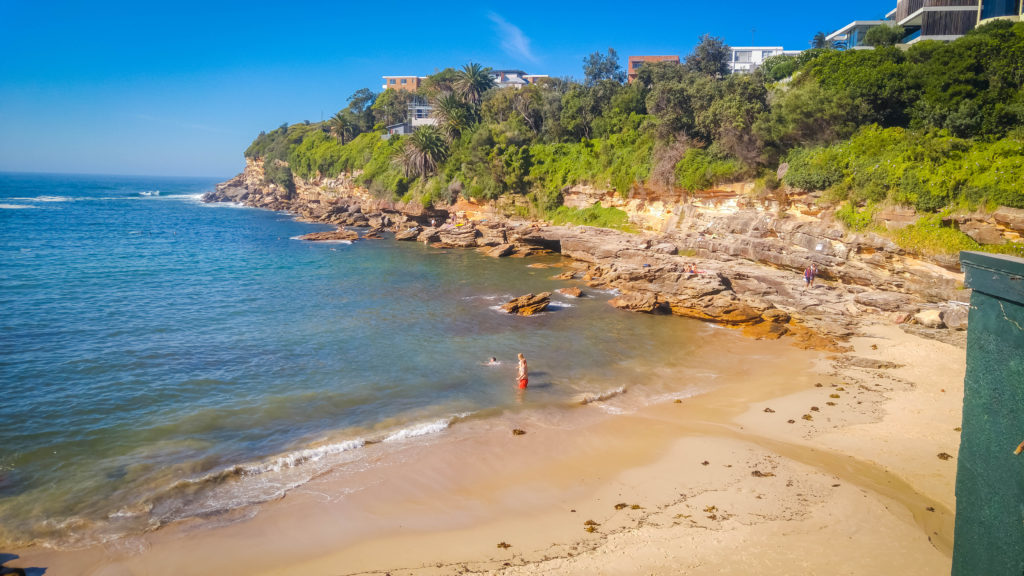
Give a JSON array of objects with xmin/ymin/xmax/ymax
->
[{"xmin": 0, "ymin": 0, "xmax": 894, "ymax": 178}]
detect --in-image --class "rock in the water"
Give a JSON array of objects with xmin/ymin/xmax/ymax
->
[
  {"xmin": 487, "ymin": 243, "xmax": 515, "ymax": 258},
  {"xmin": 608, "ymin": 292, "xmax": 669, "ymax": 314},
  {"xmin": 475, "ymin": 223, "xmax": 508, "ymax": 246},
  {"xmin": 940, "ymin": 305, "xmax": 969, "ymax": 331},
  {"xmin": 501, "ymin": 292, "xmax": 551, "ymax": 316},
  {"xmin": 438, "ymin": 226, "xmax": 479, "ymax": 247},
  {"xmin": 296, "ymin": 229, "xmax": 359, "ymax": 242},
  {"xmin": 554, "ymin": 270, "xmax": 577, "ymax": 280},
  {"xmin": 913, "ymin": 308, "xmax": 945, "ymax": 329},
  {"xmin": 558, "ymin": 286, "xmax": 583, "ymax": 298},
  {"xmin": 394, "ymin": 227, "xmax": 421, "ymax": 241},
  {"xmin": 416, "ymin": 229, "xmax": 440, "ymax": 243}
]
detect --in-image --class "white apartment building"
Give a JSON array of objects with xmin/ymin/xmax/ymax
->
[{"xmin": 728, "ymin": 46, "xmax": 802, "ymax": 73}]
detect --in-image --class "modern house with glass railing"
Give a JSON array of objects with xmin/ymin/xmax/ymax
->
[{"xmin": 828, "ymin": 0, "xmax": 1021, "ymax": 49}]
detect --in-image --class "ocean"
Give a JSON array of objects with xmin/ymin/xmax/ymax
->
[{"xmin": 0, "ymin": 172, "xmax": 723, "ymax": 550}]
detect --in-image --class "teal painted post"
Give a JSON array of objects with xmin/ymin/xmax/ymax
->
[{"xmin": 953, "ymin": 252, "xmax": 1024, "ymax": 576}]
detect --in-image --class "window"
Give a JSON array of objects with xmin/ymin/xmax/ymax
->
[
  {"xmin": 632, "ymin": 61, "xmax": 644, "ymax": 70},
  {"xmin": 981, "ymin": 0, "xmax": 1021, "ymax": 19},
  {"xmin": 401, "ymin": 78, "xmax": 407, "ymax": 84},
  {"xmin": 734, "ymin": 51, "xmax": 752, "ymax": 63},
  {"xmin": 389, "ymin": 79, "xmax": 396, "ymax": 84}
]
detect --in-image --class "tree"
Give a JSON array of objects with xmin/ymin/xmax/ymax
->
[
  {"xmin": 804, "ymin": 47, "xmax": 917, "ymax": 127},
  {"xmin": 372, "ymin": 88, "xmax": 415, "ymax": 128},
  {"xmin": 811, "ymin": 32, "xmax": 829, "ymax": 49},
  {"xmin": 761, "ymin": 54, "xmax": 800, "ymax": 82},
  {"xmin": 396, "ymin": 126, "xmax": 448, "ymax": 178},
  {"xmin": 345, "ymin": 88, "xmax": 377, "ymax": 133},
  {"xmin": 583, "ymin": 48, "xmax": 626, "ymax": 86},
  {"xmin": 685, "ymin": 34, "xmax": 730, "ymax": 77},
  {"xmin": 420, "ymin": 68, "xmax": 460, "ymax": 98},
  {"xmin": 455, "ymin": 62, "xmax": 495, "ymax": 106},
  {"xmin": 432, "ymin": 92, "xmax": 474, "ymax": 142},
  {"xmin": 560, "ymin": 84, "xmax": 597, "ymax": 139},
  {"xmin": 328, "ymin": 111, "xmax": 355, "ymax": 144},
  {"xmin": 864, "ymin": 24, "xmax": 905, "ymax": 47}
]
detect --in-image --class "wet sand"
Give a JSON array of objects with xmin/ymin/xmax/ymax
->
[{"xmin": 9, "ymin": 323, "xmax": 964, "ymax": 575}]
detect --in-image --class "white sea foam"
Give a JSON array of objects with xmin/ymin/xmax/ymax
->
[
  {"xmin": 26, "ymin": 195, "xmax": 72, "ymax": 202},
  {"xmin": 548, "ymin": 300, "xmax": 574, "ymax": 309},
  {"xmin": 138, "ymin": 190, "xmax": 160, "ymax": 197},
  {"xmin": 383, "ymin": 419, "xmax": 451, "ymax": 442},
  {"xmin": 575, "ymin": 386, "xmax": 627, "ymax": 405},
  {"xmin": 0, "ymin": 203, "xmax": 35, "ymax": 209},
  {"xmin": 383, "ymin": 415, "xmax": 466, "ymax": 443},
  {"xmin": 262, "ymin": 439, "xmax": 366, "ymax": 473}
]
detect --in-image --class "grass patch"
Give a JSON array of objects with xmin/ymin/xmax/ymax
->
[
  {"xmin": 546, "ymin": 203, "xmax": 636, "ymax": 232},
  {"xmin": 891, "ymin": 214, "xmax": 980, "ymax": 256}
]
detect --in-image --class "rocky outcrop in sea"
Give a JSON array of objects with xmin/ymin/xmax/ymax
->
[{"xmin": 204, "ymin": 158, "xmax": 995, "ymax": 349}]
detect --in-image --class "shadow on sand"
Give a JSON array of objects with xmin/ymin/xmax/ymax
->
[{"xmin": 0, "ymin": 553, "xmax": 46, "ymax": 576}]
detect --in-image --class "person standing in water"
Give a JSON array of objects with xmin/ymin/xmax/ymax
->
[{"xmin": 516, "ymin": 353, "xmax": 528, "ymax": 389}]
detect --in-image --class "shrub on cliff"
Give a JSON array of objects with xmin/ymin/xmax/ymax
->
[
  {"xmin": 674, "ymin": 148, "xmax": 742, "ymax": 192},
  {"xmin": 784, "ymin": 126, "xmax": 1024, "ymax": 210}
]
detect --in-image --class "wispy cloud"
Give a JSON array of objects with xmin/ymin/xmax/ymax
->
[{"xmin": 488, "ymin": 13, "xmax": 538, "ymax": 64}]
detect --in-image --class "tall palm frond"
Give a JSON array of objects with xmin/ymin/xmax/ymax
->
[
  {"xmin": 393, "ymin": 126, "xmax": 449, "ymax": 178},
  {"xmin": 454, "ymin": 63, "xmax": 495, "ymax": 106},
  {"xmin": 329, "ymin": 111, "xmax": 355, "ymax": 144},
  {"xmin": 431, "ymin": 92, "xmax": 473, "ymax": 142}
]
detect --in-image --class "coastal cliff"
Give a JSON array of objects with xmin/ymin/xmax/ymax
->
[{"xmin": 204, "ymin": 158, "xmax": 1005, "ymax": 348}]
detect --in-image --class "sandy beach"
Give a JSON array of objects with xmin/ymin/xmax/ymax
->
[{"xmin": 8, "ymin": 319, "xmax": 964, "ymax": 576}]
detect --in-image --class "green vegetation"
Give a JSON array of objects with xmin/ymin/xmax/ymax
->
[
  {"xmin": 242, "ymin": 22, "xmax": 1024, "ymax": 254},
  {"xmin": 546, "ymin": 203, "xmax": 635, "ymax": 232},
  {"xmin": 784, "ymin": 126, "xmax": 1024, "ymax": 210},
  {"xmin": 893, "ymin": 214, "xmax": 982, "ymax": 256}
]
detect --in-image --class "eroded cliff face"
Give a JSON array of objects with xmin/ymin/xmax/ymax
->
[
  {"xmin": 561, "ymin": 183, "xmax": 993, "ymax": 302},
  {"xmin": 209, "ymin": 158, "xmax": 429, "ymax": 221}
]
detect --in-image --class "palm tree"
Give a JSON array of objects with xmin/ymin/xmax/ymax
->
[
  {"xmin": 329, "ymin": 111, "xmax": 354, "ymax": 144},
  {"xmin": 431, "ymin": 92, "xmax": 473, "ymax": 142},
  {"xmin": 394, "ymin": 126, "xmax": 448, "ymax": 178},
  {"xmin": 454, "ymin": 63, "xmax": 495, "ymax": 106}
]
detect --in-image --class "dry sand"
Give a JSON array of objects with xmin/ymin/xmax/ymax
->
[{"xmin": 9, "ymin": 323, "xmax": 965, "ymax": 576}]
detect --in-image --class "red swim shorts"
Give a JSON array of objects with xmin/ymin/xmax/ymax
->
[{"xmin": 518, "ymin": 378, "xmax": 528, "ymax": 389}]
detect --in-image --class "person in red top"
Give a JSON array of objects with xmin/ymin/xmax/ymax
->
[{"xmin": 517, "ymin": 353, "xmax": 528, "ymax": 389}]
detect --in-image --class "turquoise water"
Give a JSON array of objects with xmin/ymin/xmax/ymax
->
[{"xmin": 0, "ymin": 172, "xmax": 711, "ymax": 549}]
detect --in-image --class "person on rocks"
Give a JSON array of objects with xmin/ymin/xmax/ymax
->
[
  {"xmin": 516, "ymin": 353, "xmax": 529, "ymax": 389},
  {"xmin": 803, "ymin": 265, "xmax": 812, "ymax": 289},
  {"xmin": 810, "ymin": 264, "xmax": 819, "ymax": 287}
]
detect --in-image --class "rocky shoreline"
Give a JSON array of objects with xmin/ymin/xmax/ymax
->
[{"xmin": 203, "ymin": 161, "xmax": 981, "ymax": 350}]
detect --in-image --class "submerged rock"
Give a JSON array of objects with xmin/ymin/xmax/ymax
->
[{"xmin": 501, "ymin": 292, "xmax": 551, "ymax": 316}]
